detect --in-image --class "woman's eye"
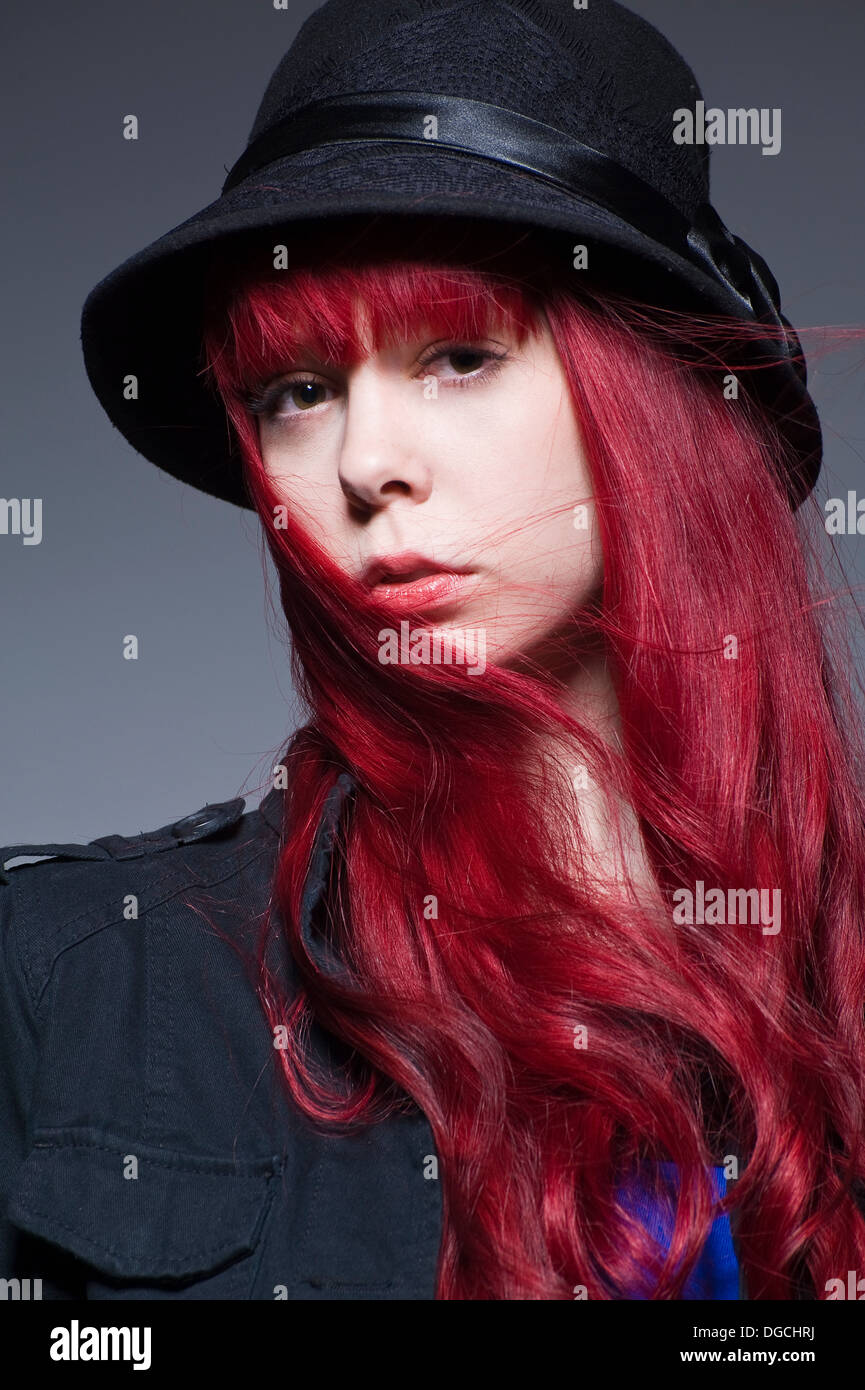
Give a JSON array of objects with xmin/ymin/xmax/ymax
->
[
  {"xmin": 284, "ymin": 380, "xmax": 331, "ymax": 411},
  {"xmin": 441, "ymin": 349, "xmax": 488, "ymax": 375},
  {"xmin": 246, "ymin": 377, "xmax": 334, "ymax": 420},
  {"xmin": 421, "ymin": 345, "xmax": 508, "ymax": 385}
]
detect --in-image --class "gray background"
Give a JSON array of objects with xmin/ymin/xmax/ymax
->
[{"xmin": 2, "ymin": 0, "xmax": 863, "ymax": 845}]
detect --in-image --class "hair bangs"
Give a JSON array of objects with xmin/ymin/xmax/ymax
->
[{"xmin": 202, "ymin": 255, "xmax": 545, "ymax": 404}]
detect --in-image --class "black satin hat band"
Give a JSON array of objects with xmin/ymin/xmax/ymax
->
[{"xmin": 221, "ymin": 90, "xmax": 799, "ymax": 377}]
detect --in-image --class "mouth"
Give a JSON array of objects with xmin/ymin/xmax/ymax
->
[{"xmin": 360, "ymin": 551, "xmax": 478, "ymax": 613}]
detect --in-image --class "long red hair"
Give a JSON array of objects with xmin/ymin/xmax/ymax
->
[{"xmin": 200, "ymin": 215, "xmax": 865, "ymax": 1299}]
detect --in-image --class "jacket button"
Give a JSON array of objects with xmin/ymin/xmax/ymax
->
[
  {"xmin": 173, "ymin": 809, "xmax": 216, "ymax": 832},
  {"xmin": 170, "ymin": 802, "xmax": 242, "ymax": 839}
]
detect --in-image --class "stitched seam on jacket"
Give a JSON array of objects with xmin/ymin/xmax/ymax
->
[
  {"xmin": 245, "ymin": 1174, "xmax": 280, "ymax": 1297},
  {"xmin": 143, "ymin": 903, "xmax": 177, "ymax": 1145},
  {"xmin": 15, "ymin": 812, "xmax": 270, "ymax": 960},
  {"xmin": 16, "ymin": 833, "xmax": 276, "ymax": 1015},
  {"xmin": 11, "ymin": 1202, "xmax": 258, "ymax": 1268},
  {"xmin": 29, "ymin": 1135, "xmax": 278, "ymax": 1173}
]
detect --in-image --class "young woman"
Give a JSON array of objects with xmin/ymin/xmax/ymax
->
[{"xmin": 2, "ymin": 0, "xmax": 864, "ymax": 1302}]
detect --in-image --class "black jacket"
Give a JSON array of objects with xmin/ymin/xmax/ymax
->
[
  {"xmin": 0, "ymin": 775, "xmax": 440, "ymax": 1299},
  {"xmin": 0, "ymin": 778, "xmax": 856, "ymax": 1300}
]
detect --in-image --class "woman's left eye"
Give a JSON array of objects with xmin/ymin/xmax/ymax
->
[{"xmin": 419, "ymin": 345, "xmax": 508, "ymax": 386}]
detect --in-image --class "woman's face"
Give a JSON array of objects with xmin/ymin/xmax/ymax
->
[{"xmin": 254, "ymin": 303, "xmax": 602, "ymax": 668}]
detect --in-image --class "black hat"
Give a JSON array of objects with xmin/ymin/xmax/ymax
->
[{"xmin": 80, "ymin": 0, "xmax": 820, "ymax": 512}]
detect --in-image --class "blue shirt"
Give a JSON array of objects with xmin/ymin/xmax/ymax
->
[{"xmin": 617, "ymin": 1162, "xmax": 739, "ymax": 1299}]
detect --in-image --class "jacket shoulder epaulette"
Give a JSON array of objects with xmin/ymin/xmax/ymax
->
[
  {"xmin": 0, "ymin": 796, "xmax": 247, "ymax": 885},
  {"xmin": 0, "ymin": 794, "xmax": 281, "ymax": 1015}
]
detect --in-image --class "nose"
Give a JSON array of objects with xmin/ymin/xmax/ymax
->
[{"xmin": 337, "ymin": 360, "xmax": 433, "ymax": 510}]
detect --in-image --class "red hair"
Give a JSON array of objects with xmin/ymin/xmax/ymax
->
[{"xmin": 200, "ymin": 216, "xmax": 865, "ymax": 1299}]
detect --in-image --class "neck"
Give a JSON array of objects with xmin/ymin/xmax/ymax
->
[{"xmin": 518, "ymin": 641, "xmax": 665, "ymax": 913}]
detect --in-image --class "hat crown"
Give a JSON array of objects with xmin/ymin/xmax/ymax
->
[
  {"xmin": 79, "ymin": 0, "xmax": 821, "ymax": 512},
  {"xmin": 247, "ymin": 0, "xmax": 709, "ymax": 219}
]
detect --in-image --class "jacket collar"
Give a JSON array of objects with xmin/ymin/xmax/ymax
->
[{"xmin": 258, "ymin": 771, "xmax": 358, "ymax": 979}]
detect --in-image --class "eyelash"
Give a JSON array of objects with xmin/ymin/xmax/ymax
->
[{"xmin": 242, "ymin": 344, "xmax": 508, "ymax": 421}]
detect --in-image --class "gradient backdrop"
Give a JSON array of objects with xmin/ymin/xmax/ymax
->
[{"xmin": 2, "ymin": 0, "xmax": 864, "ymax": 845}]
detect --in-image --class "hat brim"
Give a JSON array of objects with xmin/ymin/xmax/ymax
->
[{"xmin": 80, "ymin": 142, "xmax": 821, "ymax": 510}]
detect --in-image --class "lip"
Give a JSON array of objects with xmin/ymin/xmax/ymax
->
[
  {"xmin": 360, "ymin": 550, "xmax": 468, "ymax": 587},
  {"xmin": 360, "ymin": 551, "xmax": 477, "ymax": 613},
  {"xmin": 368, "ymin": 571, "xmax": 478, "ymax": 613}
]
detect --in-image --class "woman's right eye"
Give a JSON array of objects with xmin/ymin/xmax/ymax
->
[{"xmin": 245, "ymin": 377, "xmax": 335, "ymax": 421}]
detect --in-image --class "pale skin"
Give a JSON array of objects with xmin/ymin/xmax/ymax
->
[{"xmin": 254, "ymin": 300, "xmax": 661, "ymax": 907}]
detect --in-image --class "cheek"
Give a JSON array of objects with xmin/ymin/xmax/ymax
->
[
  {"xmin": 513, "ymin": 390, "xmax": 600, "ymax": 590},
  {"xmin": 258, "ymin": 446, "xmax": 352, "ymax": 560},
  {"xmin": 260, "ymin": 434, "xmax": 333, "ymax": 509},
  {"xmin": 259, "ymin": 430, "xmax": 316, "ymax": 490},
  {"xmin": 495, "ymin": 386, "xmax": 593, "ymax": 530}
]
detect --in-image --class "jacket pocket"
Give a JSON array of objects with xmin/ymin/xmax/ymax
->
[{"xmin": 7, "ymin": 1127, "xmax": 280, "ymax": 1299}]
